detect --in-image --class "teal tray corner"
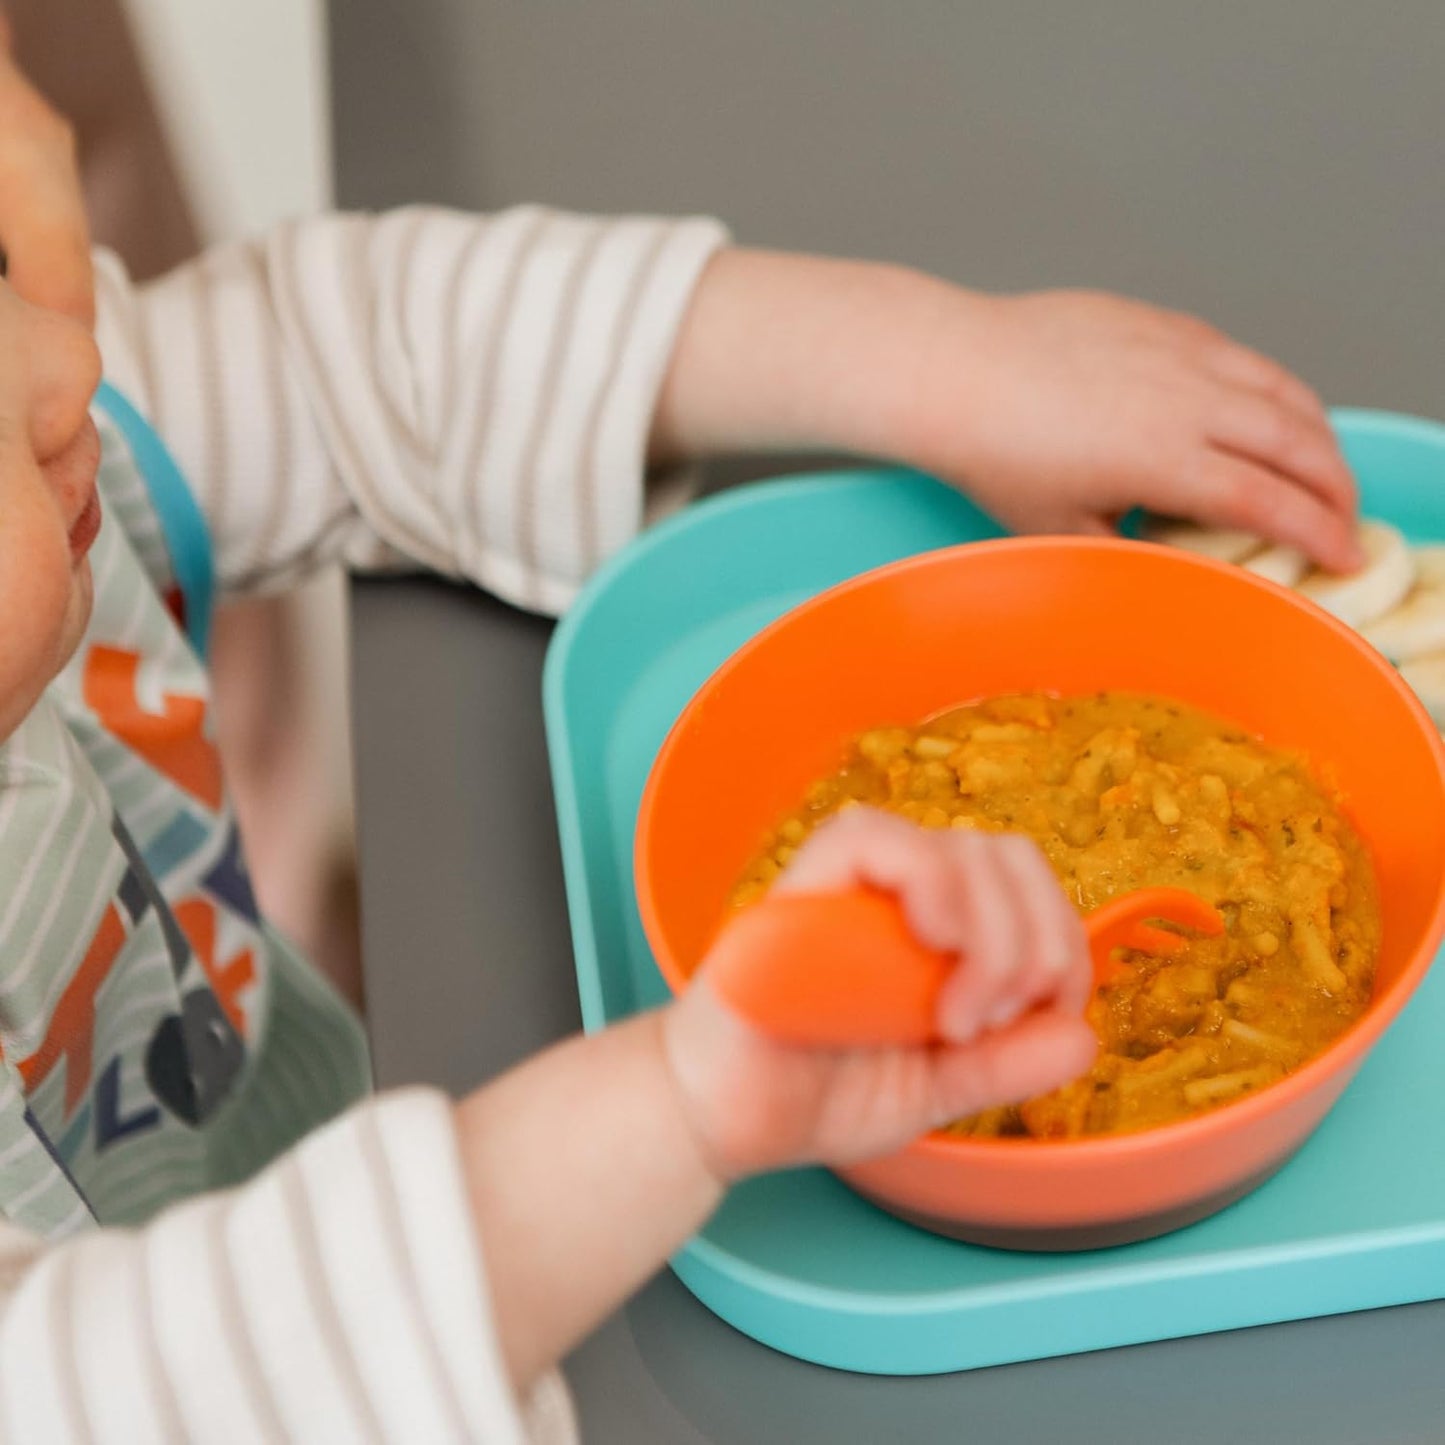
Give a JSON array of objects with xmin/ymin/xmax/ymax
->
[{"xmin": 543, "ymin": 412, "xmax": 1445, "ymax": 1377}]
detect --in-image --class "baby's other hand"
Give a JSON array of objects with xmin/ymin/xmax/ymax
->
[
  {"xmin": 659, "ymin": 809, "xmax": 1096, "ymax": 1184},
  {"xmin": 909, "ymin": 289, "xmax": 1361, "ymax": 572}
]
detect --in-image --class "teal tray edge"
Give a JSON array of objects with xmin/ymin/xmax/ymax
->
[
  {"xmin": 672, "ymin": 1225, "xmax": 1445, "ymax": 1376},
  {"xmin": 543, "ymin": 411, "xmax": 1445, "ymax": 1376}
]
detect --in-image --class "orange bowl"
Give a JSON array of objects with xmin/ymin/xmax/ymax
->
[{"xmin": 635, "ymin": 537, "xmax": 1445, "ymax": 1249}]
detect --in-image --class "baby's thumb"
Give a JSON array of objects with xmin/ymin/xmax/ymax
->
[{"xmin": 927, "ymin": 1012, "xmax": 1096, "ymax": 1125}]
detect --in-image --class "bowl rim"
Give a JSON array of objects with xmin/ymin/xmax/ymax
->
[{"xmin": 635, "ymin": 534, "xmax": 1445, "ymax": 1162}]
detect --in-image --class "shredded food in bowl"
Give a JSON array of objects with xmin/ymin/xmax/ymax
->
[{"xmin": 731, "ymin": 692, "xmax": 1381, "ymax": 1137}]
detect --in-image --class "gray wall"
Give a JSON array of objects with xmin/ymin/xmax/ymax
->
[{"xmin": 331, "ymin": 0, "xmax": 1443, "ymax": 421}]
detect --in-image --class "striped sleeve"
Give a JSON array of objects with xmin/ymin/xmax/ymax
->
[
  {"xmin": 0, "ymin": 1090, "xmax": 578, "ymax": 1444},
  {"xmin": 92, "ymin": 206, "xmax": 728, "ymax": 615}
]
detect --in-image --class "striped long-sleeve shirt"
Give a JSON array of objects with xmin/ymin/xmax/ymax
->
[
  {"xmin": 96, "ymin": 205, "xmax": 723, "ymax": 608},
  {"xmin": 0, "ymin": 206, "xmax": 727, "ymax": 1442}
]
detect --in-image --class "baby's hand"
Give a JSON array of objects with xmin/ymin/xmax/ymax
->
[
  {"xmin": 659, "ymin": 809, "xmax": 1097, "ymax": 1184},
  {"xmin": 910, "ymin": 288, "xmax": 1362, "ymax": 571},
  {"xmin": 655, "ymin": 252, "xmax": 1360, "ymax": 574}
]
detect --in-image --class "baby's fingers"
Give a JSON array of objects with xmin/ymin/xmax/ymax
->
[
  {"xmin": 1204, "ymin": 339, "xmax": 1331, "ymax": 437},
  {"xmin": 777, "ymin": 813, "xmax": 1090, "ymax": 1046},
  {"xmin": 775, "ymin": 808, "xmax": 971, "ymax": 955},
  {"xmin": 991, "ymin": 836, "xmax": 1092, "ymax": 1018},
  {"xmin": 935, "ymin": 833, "xmax": 1085, "ymax": 1042},
  {"xmin": 925, "ymin": 1011, "xmax": 1097, "ymax": 1127},
  {"xmin": 930, "ymin": 832, "xmax": 1022, "ymax": 1040},
  {"xmin": 1170, "ymin": 449, "xmax": 1361, "ymax": 575},
  {"xmin": 1208, "ymin": 390, "xmax": 1356, "ymax": 520}
]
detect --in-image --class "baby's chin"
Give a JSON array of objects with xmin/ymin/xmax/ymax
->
[
  {"xmin": 56, "ymin": 558, "xmax": 95, "ymax": 670},
  {"xmin": 0, "ymin": 559, "xmax": 95, "ymax": 746}
]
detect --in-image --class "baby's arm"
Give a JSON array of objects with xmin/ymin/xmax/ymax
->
[
  {"xmin": 95, "ymin": 210, "xmax": 1359, "ymax": 620},
  {"xmin": 0, "ymin": 812, "xmax": 1089, "ymax": 1435},
  {"xmin": 459, "ymin": 810, "xmax": 1095, "ymax": 1389},
  {"xmin": 653, "ymin": 250, "xmax": 1361, "ymax": 570}
]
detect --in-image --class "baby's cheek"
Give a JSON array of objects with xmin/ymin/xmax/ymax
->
[{"xmin": 0, "ymin": 481, "xmax": 81, "ymax": 741}]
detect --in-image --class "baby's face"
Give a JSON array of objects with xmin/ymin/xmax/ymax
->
[{"xmin": 0, "ymin": 281, "xmax": 103, "ymax": 741}]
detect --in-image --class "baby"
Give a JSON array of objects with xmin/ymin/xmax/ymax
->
[{"xmin": 0, "ymin": 87, "xmax": 1360, "ymax": 1445}]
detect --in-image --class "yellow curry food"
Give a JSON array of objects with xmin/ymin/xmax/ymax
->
[{"xmin": 730, "ymin": 692, "xmax": 1381, "ymax": 1138}]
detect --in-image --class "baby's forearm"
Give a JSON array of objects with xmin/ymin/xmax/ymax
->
[
  {"xmin": 453, "ymin": 1009, "xmax": 722, "ymax": 1393},
  {"xmin": 650, "ymin": 247, "xmax": 990, "ymax": 470},
  {"xmin": 650, "ymin": 247, "xmax": 1361, "ymax": 572}
]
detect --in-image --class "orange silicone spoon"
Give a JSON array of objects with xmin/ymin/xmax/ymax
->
[{"xmin": 704, "ymin": 885, "xmax": 1224, "ymax": 1048}]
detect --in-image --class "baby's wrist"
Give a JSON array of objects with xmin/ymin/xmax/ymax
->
[
  {"xmin": 849, "ymin": 277, "xmax": 1013, "ymax": 482},
  {"xmin": 654, "ymin": 248, "xmax": 1000, "ymax": 472},
  {"xmin": 651, "ymin": 1004, "xmax": 738, "ymax": 1197},
  {"xmin": 657, "ymin": 985, "xmax": 788, "ymax": 1189}
]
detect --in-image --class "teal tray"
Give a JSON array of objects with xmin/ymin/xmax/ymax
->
[{"xmin": 543, "ymin": 409, "xmax": 1445, "ymax": 1376}]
